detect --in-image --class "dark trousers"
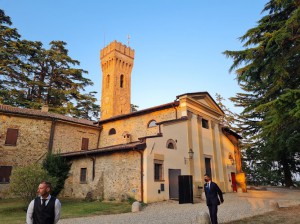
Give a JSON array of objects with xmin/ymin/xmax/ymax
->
[{"xmin": 208, "ymin": 205, "xmax": 218, "ymax": 224}]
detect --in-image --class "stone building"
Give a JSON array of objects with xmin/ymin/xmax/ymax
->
[{"xmin": 0, "ymin": 41, "xmax": 245, "ymax": 202}]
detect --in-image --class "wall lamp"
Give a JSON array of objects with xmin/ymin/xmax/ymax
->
[{"xmin": 184, "ymin": 148, "xmax": 194, "ymax": 164}]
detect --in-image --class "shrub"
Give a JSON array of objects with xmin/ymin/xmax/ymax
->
[
  {"xmin": 42, "ymin": 153, "xmax": 71, "ymax": 196},
  {"xmin": 9, "ymin": 164, "xmax": 57, "ymax": 205}
]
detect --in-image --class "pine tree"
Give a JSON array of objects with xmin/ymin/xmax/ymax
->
[
  {"xmin": 0, "ymin": 10, "xmax": 100, "ymax": 120},
  {"xmin": 224, "ymin": 0, "xmax": 300, "ymax": 186}
]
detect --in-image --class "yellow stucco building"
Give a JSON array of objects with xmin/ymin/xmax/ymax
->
[{"xmin": 0, "ymin": 41, "xmax": 245, "ymax": 202}]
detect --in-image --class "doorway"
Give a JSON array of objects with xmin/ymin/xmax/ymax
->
[
  {"xmin": 169, "ymin": 169, "xmax": 181, "ymax": 199},
  {"xmin": 205, "ymin": 157, "xmax": 212, "ymax": 178},
  {"xmin": 231, "ymin": 172, "xmax": 237, "ymax": 192}
]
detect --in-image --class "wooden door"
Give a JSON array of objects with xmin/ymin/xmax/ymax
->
[
  {"xmin": 169, "ymin": 169, "xmax": 181, "ymax": 199},
  {"xmin": 231, "ymin": 172, "xmax": 237, "ymax": 192}
]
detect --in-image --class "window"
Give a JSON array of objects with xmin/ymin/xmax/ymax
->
[
  {"xmin": 81, "ymin": 138, "xmax": 89, "ymax": 150},
  {"xmin": 80, "ymin": 168, "xmax": 87, "ymax": 183},
  {"xmin": 120, "ymin": 74, "xmax": 124, "ymax": 88},
  {"xmin": 166, "ymin": 139, "xmax": 177, "ymax": 149},
  {"xmin": 0, "ymin": 166, "xmax": 12, "ymax": 183},
  {"xmin": 5, "ymin": 128, "xmax": 19, "ymax": 145},
  {"xmin": 202, "ymin": 119, "xmax": 209, "ymax": 129},
  {"xmin": 147, "ymin": 120, "xmax": 157, "ymax": 128},
  {"xmin": 109, "ymin": 128, "xmax": 116, "ymax": 135},
  {"xmin": 154, "ymin": 160, "xmax": 164, "ymax": 181},
  {"xmin": 106, "ymin": 74, "xmax": 110, "ymax": 88}
]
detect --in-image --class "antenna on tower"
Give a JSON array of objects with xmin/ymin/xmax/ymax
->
[{"xmin": 127, "ymin": 34, "xmax": 131, "ymax": 46}]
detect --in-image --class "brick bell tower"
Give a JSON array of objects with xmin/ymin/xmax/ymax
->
[{"xmin": 100, "ymin": 41, "xmax": 135, "ymax": 120}]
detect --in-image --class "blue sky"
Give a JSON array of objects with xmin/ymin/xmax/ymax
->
[{"xmin": 1, "ymin": 0, "xmax": 268, "ymax": 113}]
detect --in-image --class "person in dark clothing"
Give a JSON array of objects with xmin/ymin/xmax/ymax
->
[
  {"xmin": 204, "ymin": 174, "xmax": 224, "ymax": 224},
  {"xmin": 26, "ymin": 181, "xmax": 61, "ymax": 224}
]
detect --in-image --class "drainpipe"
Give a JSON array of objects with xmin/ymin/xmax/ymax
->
[
  {"xmin": 136, "ymin": 150, "xmax": 144, "ymax": 203},
  {"xmin": 48, "ymin": 119, "xmax": 56, "ymax": 153}
]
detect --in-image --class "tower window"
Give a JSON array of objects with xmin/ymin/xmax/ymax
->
[
  {"xmin": 106, "ymin": 74, "xmax": 110, "ymax": 88},
  {"xmin": 109, "ymin": 128, "xmax": 116, "ymax": 135},
  {"xmin": 120, "ymin": 74, "xmax": 124, "ymax": 88}
]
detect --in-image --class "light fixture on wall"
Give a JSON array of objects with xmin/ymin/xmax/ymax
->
[{"xmin": 184, "ymin": 148, "xmax": 194, "ymax": 164}]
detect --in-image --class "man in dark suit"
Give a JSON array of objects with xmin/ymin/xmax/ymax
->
[{"xmin": 204, "ymin": 174, "xmax": 224, "ymax": 224}]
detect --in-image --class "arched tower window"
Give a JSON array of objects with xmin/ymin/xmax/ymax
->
[
  {"xmin": 109, "ymin": 128, "xmax": 116, "ymax": 135},
  {"xmin": 120, "ymin": 74, "xmax": 124, "ymax": 88},
  {"xmin": 166, "ymin": 139, "xmax": 177, "ymax": 149},
  {"xmin": 106, "ymin": 74, "xmax": 110, "ymax": 88},
  {"xmin": 147, "ymin": 120, "xmax": 157, "ymax": 128}
]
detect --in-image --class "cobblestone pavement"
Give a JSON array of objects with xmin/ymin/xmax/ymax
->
[{"xmin": 58, "ymin": 188, "xmax": 300, "ymax": 224}]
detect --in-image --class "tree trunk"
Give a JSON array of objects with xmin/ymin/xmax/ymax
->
[{"xmin": 281, "ymin": 156, "xmax": 294, "ymax": 187}]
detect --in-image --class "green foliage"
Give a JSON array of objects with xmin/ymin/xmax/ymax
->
[
  {"xmin": 0, "ymin": 198, "xmax": 132, "ymax": 223},
  {"xmin": 42, "ymin": 153, "xmax": 71, "ymax": 197},
  {"xmin": 0, "ymin": 9, "xmax": 99, "ymax": 120},
  {"xmin": 131, "ymin": 104, "xmax": 139, "ymax": 112},
  {"xmin": 9, "ymin": 164, "xmax": 57, "ymax": 205},
  {"xmin": 224, "ymin": 0, "xmax": 300, "ymax": 186}
]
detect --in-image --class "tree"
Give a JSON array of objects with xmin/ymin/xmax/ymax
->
[
  {"xmin": 0, "ymin": 10, "xmax": 99, "ymax": 120},
  {"xmin": 9, "ymin": 164, "xmax": 57, "ymax": 205},
  {"xmin": 42, "ymin": 153, "xmax": 71, "ymax": 197},
  {"xmin": 224, "ymin": 0, "xmax": 300, "ymax": 186},
  {"xmin": 0, "ymin": 9, "xmax": 28, "ymax": 106}
]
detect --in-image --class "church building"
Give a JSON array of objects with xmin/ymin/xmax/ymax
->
[{"xmin": 0, "ymin": 41, "xmax": 245, "ymax": 203}]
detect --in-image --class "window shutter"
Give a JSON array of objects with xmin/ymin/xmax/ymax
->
[
  {"xmin": 5, "ymin": 128, "xmax": 19, "ymax": 145},
  {"xmin": 81, "ymin": 138, "xmax": 89, "ymax": 150}
]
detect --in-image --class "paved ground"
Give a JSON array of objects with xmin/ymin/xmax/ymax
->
[{"xmin": 58, "ymin": 188, "xmax": 300, "ymax": 224}]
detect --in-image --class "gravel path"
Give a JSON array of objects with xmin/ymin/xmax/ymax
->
[{"xmin": 58, "ymin": 188, "xmax": 300, "ymax": 224}]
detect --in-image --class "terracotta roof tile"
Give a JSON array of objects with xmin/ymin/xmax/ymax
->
[{"xmin": 0, "ymin": 104, "xmax": 96, "ymax": 126}]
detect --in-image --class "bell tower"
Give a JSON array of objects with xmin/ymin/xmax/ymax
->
[{"xmin": 100, "ymin": 41, "xmax": 135, "ymax": 120}]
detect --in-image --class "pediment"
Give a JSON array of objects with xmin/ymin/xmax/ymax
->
[{"xmin": 177, "ymin": 92, "xmax": 224, "ymax": 116}]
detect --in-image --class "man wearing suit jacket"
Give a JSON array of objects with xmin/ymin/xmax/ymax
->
[{"xmin": 204, "ymin": 174, "xmax": 224, "ymax": 224}]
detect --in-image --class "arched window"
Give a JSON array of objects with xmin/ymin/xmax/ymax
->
[
  {"xmin": 106, "ymin": 74, "xmax": 110, "ymax": 88},
  {"xmin": 120, "ymin": 74, "xmax": 124, "ymax": 88},
  {"xmin": 109, "ymin": 128, "xmax": 116, "ymax": 135},
  {"xmin": 166, "ymin": 139, "xmax": 177, "ymax": 149},
  {"xmin": 147, "ymin": 120, "xmax": 157, "ymax": 128}
]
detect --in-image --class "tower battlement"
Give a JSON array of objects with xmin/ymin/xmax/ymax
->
[{"xmin": 100, "ymin": 40, "xmax": 135, "ymax": 60}]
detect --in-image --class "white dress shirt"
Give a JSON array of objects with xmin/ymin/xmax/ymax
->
[{"xmin": 26, "ymin": 195, "xmax": 61, "ymax": 224}]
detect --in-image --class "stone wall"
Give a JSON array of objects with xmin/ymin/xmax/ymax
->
[
  {"xmin": 62, "ymin": 150, "xmax": 142, "ymax": 201},
  {"xmin": 52, "ymin": 122, "xmax": 100, "ymax": 153},
  {"xmin": 100, "ymin": 107, "xmax": 177, "ymax": 147},
  {"xmin": 0, "ymin": 115, "xmax": 52, "ymax": 166}
]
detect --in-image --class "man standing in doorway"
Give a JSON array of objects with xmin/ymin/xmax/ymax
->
[
  {"xmin": 26, "ymin": 181, "xmax": 61, "ymax": 224},
  {"xmin": 204, "ymin": 174, "xmax": 224, "ymax": 224}
]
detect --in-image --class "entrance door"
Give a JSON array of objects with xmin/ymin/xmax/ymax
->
[
  {"xmin": 169, "ymin": 169, "xmax": 181, "ymax": 199},
  {"xmin": 231, "ymin": 172, "xmax": 237, "ymax": 192},
  {"xmin": 178, "ymin": 175, "xmax": 193, "ymax": 204}
]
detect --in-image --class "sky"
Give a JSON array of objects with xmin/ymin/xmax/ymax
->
[{"xmin": 1, "ymin": 0, "xmax": 269, "ymax": 113}]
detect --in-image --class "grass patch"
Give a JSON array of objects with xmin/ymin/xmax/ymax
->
[{"xmin": 0, "ymin": 198, "xmax": 132, "ymax": 224}]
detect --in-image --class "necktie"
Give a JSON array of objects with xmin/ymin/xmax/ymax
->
[{"xmin": 42, "ymin": 199, "xmax": 47, "ymax": 207}]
